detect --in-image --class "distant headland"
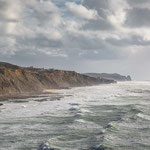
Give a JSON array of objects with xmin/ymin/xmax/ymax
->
[{"xmin": 84, "ymin": 73, "xmax": 132, "ymax": 81}]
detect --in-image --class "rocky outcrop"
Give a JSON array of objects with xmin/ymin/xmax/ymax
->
[
  {"xmin": 126, "ymin": 75, "xmax": 132, "ymax": 81},
  {"xmin": 0, "ymin": 62, "xmax": 116, "ymax": 98},
  {"xmin": 84, "ymin": 73, "xmax": 132, "ymax": 81}
]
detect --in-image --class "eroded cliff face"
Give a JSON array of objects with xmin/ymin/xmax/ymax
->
[{"xmin": 0, "ymin": 62, "xmax": 115, "ymax": 97}]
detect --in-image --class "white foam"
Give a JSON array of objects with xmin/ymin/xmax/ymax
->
[{"xmin": 137, "ymin": 113, "xmax": 150, "ymax": 121}]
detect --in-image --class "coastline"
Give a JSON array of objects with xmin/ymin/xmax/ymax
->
[
  {"xmin": 0, "ymin": 88, "xmax": 69, "ymax": 101},
  {"xmin": 0, "ymin": 92, "xmax": 42, "ymax": 101},
  {"xmin": 0, "ymin": 62, "xmax": 118, "ymax": 101},
  {"xmin": 0, "ymin": 83, "xmax": 116, "ymax": 100}
]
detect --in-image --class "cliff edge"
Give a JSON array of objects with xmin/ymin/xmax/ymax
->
[{"xmin": 0, "ymin": 62, "xmax": 116, "ymax": 98}]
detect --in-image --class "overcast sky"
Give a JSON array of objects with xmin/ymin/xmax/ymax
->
[{"xmin": 1, "ymin": 0, "xmax": 150, "ymax": 80}]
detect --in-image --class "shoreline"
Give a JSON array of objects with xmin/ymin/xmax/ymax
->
[
  {"xmin": 0, "ymin": 88, "xmax": 63, "ymax": 101},
  {"xmin": 0, "ymin": 83, "xmax": 117, "ymax": 101},
  {"xmin": 0, "ymin": 93, "xmax": 42, "ymax": 101}
]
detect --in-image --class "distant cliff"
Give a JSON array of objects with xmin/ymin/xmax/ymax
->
[
  {"xmin": 84, "ymin": 73, "xmax": 132, "ymax": 81},
  {"xmin": 0, "ymin": 62, "xmax": 116, "ymax": 98}
]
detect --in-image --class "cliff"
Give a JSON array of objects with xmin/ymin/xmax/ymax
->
[
  {"xmin": 0, "ymin": 62, "xmax": 116, "ymax": 98},
  {"xmin": 84, "ymin": 73, "xmax": 132, "ymax": 81}
]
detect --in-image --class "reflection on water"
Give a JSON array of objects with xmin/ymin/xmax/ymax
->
[{"xmin": 0, "ymin": 81, "xmax": 150, "ymax": 150}]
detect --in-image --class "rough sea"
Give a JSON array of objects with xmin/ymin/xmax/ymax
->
[{"xmin": 0, "ymin": 81, "xmax": 150, "ymax": 150}]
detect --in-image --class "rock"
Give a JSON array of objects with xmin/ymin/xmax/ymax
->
[
  {"xmin": 127, "ymin": 75, "xmax": 132, "ymax": 81},
  {"xmin": 0, "ymin": 62, "xmax": 116, "ymax": 98}
]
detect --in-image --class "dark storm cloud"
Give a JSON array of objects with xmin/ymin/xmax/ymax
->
[
  {"xmin": 126, "ymin": 0, "xmax": 150, "ymax": 6},
  {"xmin": 82, "ymin": 0, "xmax": 114, "ymax": 31},
  {"xmin": 82, "ymin": 19, "xmax": 114, "ymax": 31},
  {"xmin": 0, "ymin": 1, "xmax": 8, "ymax": 12},
  {"xmin": 125, "ymin": 8, "xmax": 150, "ymax": 27},
  {"xmin": 83, "ymin": 0, "xmax": 109, "ymax": 17}
]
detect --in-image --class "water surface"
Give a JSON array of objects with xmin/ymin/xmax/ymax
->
[{"xmin": 0, "ymin": 81, "xmax": 150, "ymax": 150}]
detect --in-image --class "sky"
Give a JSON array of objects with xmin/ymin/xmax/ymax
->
[{"xmin": 0, "ymin": 0, "xmax": 150, "ymax": 80}]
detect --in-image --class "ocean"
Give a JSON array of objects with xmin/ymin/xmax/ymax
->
[{"xmin": 0, "ymin": 81, "xmax": 150, "ymax": 150}]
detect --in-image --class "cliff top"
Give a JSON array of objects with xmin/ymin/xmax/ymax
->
[{"xmin": 0, "ymin": 62, "xmax": 20, "ymax": 70}]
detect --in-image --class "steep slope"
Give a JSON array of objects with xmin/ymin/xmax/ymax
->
[
  {"xmin": 0, "ymin": 62, "xmax": 116, "ymax": 98},
  {"xmin": 85, "ymin": 73, "xmax": 132, "ymax": 81}
]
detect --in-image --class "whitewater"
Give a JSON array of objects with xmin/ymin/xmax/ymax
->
[{"xmin": 0, "ymin": 81, "xmax": 150, "ymax": 150}]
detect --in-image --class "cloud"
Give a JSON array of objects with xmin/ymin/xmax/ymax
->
[
  {"xmin": 0, "ymin": 0, "xmax": 64, "ymax": 56},
  {"xmin": 1, "ymin": 0, "xmax": 150, "ymax": 79},
  {"xmin": 81, "ymin": 0, "xmax": 129, "ymax": 31},
  {"xmin": 106, "ymin": 35, "xmax": 150, "ymax": 46},
  {"xmin": 82, "ymin": 19, "xmax": 114, "ymax": 31},
  {"xmin": 66, "ymin": 2, "xmax": 98, "ymax": 20},
  {"xmin": 83, "ymin": 0, "xmax": 109, "ymax": 17},
  {"xmin": 126, "ymin": 0, "xmax": 150, "ymax": 8},
  {"xmin": 125, "ymin": 8, "xmax": 150, "ymax": 27}
]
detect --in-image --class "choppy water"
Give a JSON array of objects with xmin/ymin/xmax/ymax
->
[{"xmin": 1, "ymin": 81, "xmax": 150, "ymax": 150}]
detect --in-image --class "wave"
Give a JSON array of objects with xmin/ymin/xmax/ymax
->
[
  {"xmin": 39, "ymin": 142, "xmax": 58, "ymax": 150},
  {"xmin": 95, "ymin": 144, "xmax": 113, "ymax": 150},
  {"xmin": 136, "ymin": 113, "xmax": 150, "ymax": 121},
  {"xmin": 131, "ymin": 89, "xmax": 150, "ymax": 94}
]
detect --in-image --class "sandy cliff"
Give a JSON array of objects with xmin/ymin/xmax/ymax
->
[{"xmin": 0, "ymin": 62, "xmax": 116, "ymax": 98}]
